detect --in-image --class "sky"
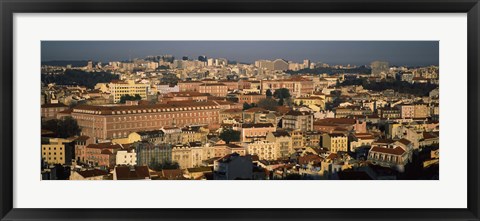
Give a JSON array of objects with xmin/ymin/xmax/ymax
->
[{"xmin": 41, "ymin": 41, "xmax": 439, "ymax": 66}]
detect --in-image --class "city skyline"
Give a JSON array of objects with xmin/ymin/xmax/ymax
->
[{"xmin": 41, "ymin": 41, "xmax": 439, "ymax": 66}]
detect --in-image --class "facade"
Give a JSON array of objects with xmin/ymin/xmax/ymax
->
[
  {"xmin": 400, "ymin": 104, "xmax": 415, "ymax": 119},
  {"xmin": 42, "ymin": 140, "xmax": 66, "ymax": 165},
  {"xmin": 247, "ymin": 140, "xmax": 277, "ymax": 160},
  {"xmin": 41, "ymin": 103, "xmax": 68, "ymax": 120},
  {"xmin": 70, "ymin": 101, "xmax": 221, "ymax": 141},
  {"xmin": 240, "ymin": 123, "xmax": 276, "ymax": 142},
  {"xmin": 260, "ymin": 76, "xmax": 314, "ymax": 98},
  {"xmin": 135, "ymin": 142, "xmax": 172, "ymax": 167},
  {"xmin": 84, "ymin": 143, "xmax": 122, "ymax": 168},
  {"xmin": 368, "ymin": 144, "xmax": 410, "ymax": 172},
  {"xmin": 266, "ymin": 130, "xmax": 293, "ymax": 159},
  {"xmin": 198, "ymin": 83, "xmax": 228, "ymax": 97},
  {"xmin": 282, "ymin": 110, "xmax": 314, "ymax": 132},
  {"xmin": 116, "ymin": 149, "xmax": 137, "ymax": 166},
  {"xmin": 238, "ymin": 93, "xmax": 265, "ymax": 104},
  {"xmin": 322, "ymin": 133, "xmax": 348, "ymax": 153},
  {"xmin": 110, "ymin": 80, "xmax": 149, "ymax": 103},
  {"xmin": 414, "ymin": 102, "xmax": 430, "ymax": 118}
]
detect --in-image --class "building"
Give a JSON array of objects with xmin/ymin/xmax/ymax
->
[
  {"xmin": 42, "ymin": 139, "xmax": 68, "ymax": 165},
  {"xmin": 41, "ymin": 103, "xmax": 68, "ymax": 120},
  {"xmin": 240, "ymin": 123, "xmax": 276, "ymax": 142},
  {"xmin": 368, "ymin": 144, "xmax": 410, "ymax": 172},
  {"xmin": 116, "ymin": 149, "xmax": 137, "ymax": 166},
  {"xmin": 198, "ymin": 83, "xmax": 228, "ymax": 97},
  {"xmin": 400, "ymin": 104, "xmax": 415, "ymax": 119},
  {"xmin": 350, "ymin": 133, "xmax": 376, "ymax": 152},
  {"xmin": 238, "ymin": 93, "xmax": 265, "ymax": 105},
  {"xmin": 293, "ymin": 96, "xmax": 325, "ymax": 110},
  {"xmin": 247, "ymin": 140, "xmax": 277, "ymax": 160},
  {"xmin": 159, "ymin": 91, "xmax": 209, "ymax": 103},
  {"xmin": 70, "ymin": 101, "xmax": 221, "ymax": 141},
  {"xmin": 414, "ymin": 102, "xmax": 430, "ymax": 118},
  {"xmin": 84, "ymin": 142, "xmax": 122, "ymax": 168},
  {"xmin": 266, "ymin": 130, "xmax": 293, "ymax": 159},
  {"xmin": 135, "ymin": 142, "xmax": 172, "ymax": 167},
  {"xmin": 322, "ymin": 133, "xmax": 348, "ymax": 153},
  {"xmin": 109, "ymin": 80, "xmax": 149, "ymax": 103},
  {"xmin": 213, "ymin": 153, "xmax": 253, "ymax": 180},
  {"xmin": 261, "ymin": 76, "xmax": 314, "ymax": 98},
  {"xmin": 178, "ymin": 81, "xmax": 203, "ymax": 92},
  {"xmin": 282, "ymin": 110, "xmax": 314, "ymax": 132}
]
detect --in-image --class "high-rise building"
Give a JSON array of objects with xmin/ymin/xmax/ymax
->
[{"xmin": 303, "ymin": 59, "xmax": 311, "ymax": 69}]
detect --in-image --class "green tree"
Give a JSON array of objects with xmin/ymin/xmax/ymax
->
[
  {"xmin": 219, "ymin": 129, "xmax": 241, "ymax": 144},
  {"xmin": 257, "ymin": 98, "xmax": 278, "ymax": 111},
  {"xmin": 243, "ymin": 102, "xmax": 252, "ymax": 110},
  {"xmin": 149, "ymin": 159, "xmax": 180, "ymax": 171},
  {"xmin": 42, "ymin": 116, "xmax": 81, "ymax": 138},
  {"xmin": 273, "ymin": 88, "xmax": 291, "ymax": 99},
  {"xmin": 266, "ymin": 89, "xmax": 273, "ymax": 97},
  {"xmin": 119, "ymin": 94, "xmax": 142, "ymax": 104}
]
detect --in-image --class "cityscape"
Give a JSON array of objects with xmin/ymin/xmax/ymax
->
[{"xmin": 40, "ymin": 41, "xmax": 439, "ymax": 180}]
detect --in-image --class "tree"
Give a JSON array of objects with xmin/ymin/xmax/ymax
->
[
  {"xmin": 119, "ymin": 94, "xmax": 142, "ymax": 104},
  {"xmin": 149, "ymin": 159, "xmax": 180, "ymax": 171},
  {"xmin": 273, "ymin": 88, "xmax": 291, "ymax": 100},
  {"xmin": 219, "ymin": 129, "xmax": 240, "ymax": 144},
  {"xmin": 266, "ymin": 89, "xmax": 273, "ymax": 97},
  {"xmin": 257, "ymin": 98, "xmax": 278, "ymax": 111},
  {"xmin": 243, "ymin": 102, "xmax": 253, "ymax": 110},
  {"xmin": 278, "ymin": 98, "xmax": 284, "ymax": 106},
  {"xmin": 41, "ymin": 69, "xmax": 119, "ymax": 89},
  {"xmin": 42, "ymin": 116, "xmax": 81, "ymax": 138}
]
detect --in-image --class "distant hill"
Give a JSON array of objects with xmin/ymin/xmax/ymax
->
[
  {"xmin": 41, "ymin": 60, "xmax": 93, "ymax": 67},
  {"xmin": 41, "ymin": 69, "xmax": 119, "ymax": 89}
]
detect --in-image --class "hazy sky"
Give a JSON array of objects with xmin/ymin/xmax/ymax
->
[{"xmin": 41, "ymin": 41, "xmax": 439, "ymax": 66}]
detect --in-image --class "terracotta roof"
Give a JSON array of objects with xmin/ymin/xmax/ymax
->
[
  {"xmin": 73, "ymin": 101, "xmax": 219, "ymax": 115},
  {"xmin": 314, "ymin": 118, "xmax": 356, "ymax": 125},
  {"xmin": 87, "ymin": 142, "xmax": 122, "ymax": 150},
  {"xmin": 186, "ymin": 166, "xmax": 212, "ymax": 173},
  {"xmin": 242, "ymin": 123, "xmax": 274, "ymax": 128},
  {"xmin": 77, "ymin": 169, "xmax": 108, "ymax": 178},
  {"xmin": 423, "ymin": 132, "xmax": 439, "ymax": 140},
  {"xmin": 161, "ymin": 169, "xmax": 184, "ymax": 179},
  {"xmin": 41, "ymin": 103, "xmax": 67, "ymax": 108},
  {"xmin": 370, "ymin": 146, "xmax": 406, "ymax": 155},
  {"xmin": 298, "ymin": 154, "xmax": 323, "ymax": 165},
  {"xmin": 115, "ymin": 166, "xmax": 150, "ymax": 180},
  {"xmin": 396, "ymin": 138, "xmax": 412, "ymax": 146}
]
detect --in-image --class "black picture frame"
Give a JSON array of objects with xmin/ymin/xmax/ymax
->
[{"xmin": 1, "ymin": 0, "xmax": 479, "ymax": 220}]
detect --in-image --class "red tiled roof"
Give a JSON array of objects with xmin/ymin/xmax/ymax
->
[
  {"xmin": 370, "ymin": 146, "xmax": 406, "ymax": 155},
  {"xmin": 115, "ymin": 166, "xmax": 150, "ymax": 180},
  {"xmin": 77, "ymin": 169, "xmax": 108, "ymax": 178}
]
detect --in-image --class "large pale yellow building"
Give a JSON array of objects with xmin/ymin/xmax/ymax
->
[
  {"xmin": 247, "ymin": 140, "xmax": 277, "ymax": 160},
  {"xmin": 110, "ymin": 80, "xmax": 149, "ymax": 103},
  {"xmin": 41, "ymin": 138, "xmax": 70, "ymax": 165},
  {"xmin": 322, "ymin": 133, "xmax": 348, "ymax": 153}
]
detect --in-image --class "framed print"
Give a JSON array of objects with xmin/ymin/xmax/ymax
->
[{"xmin": 1, "ymin": 0, "xmax": 479, "ymax": 220}]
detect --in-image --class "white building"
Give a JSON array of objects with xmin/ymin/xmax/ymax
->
[{"xmin": 116, "ymin": 149, "xmax": 137, "ymax": 166}]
